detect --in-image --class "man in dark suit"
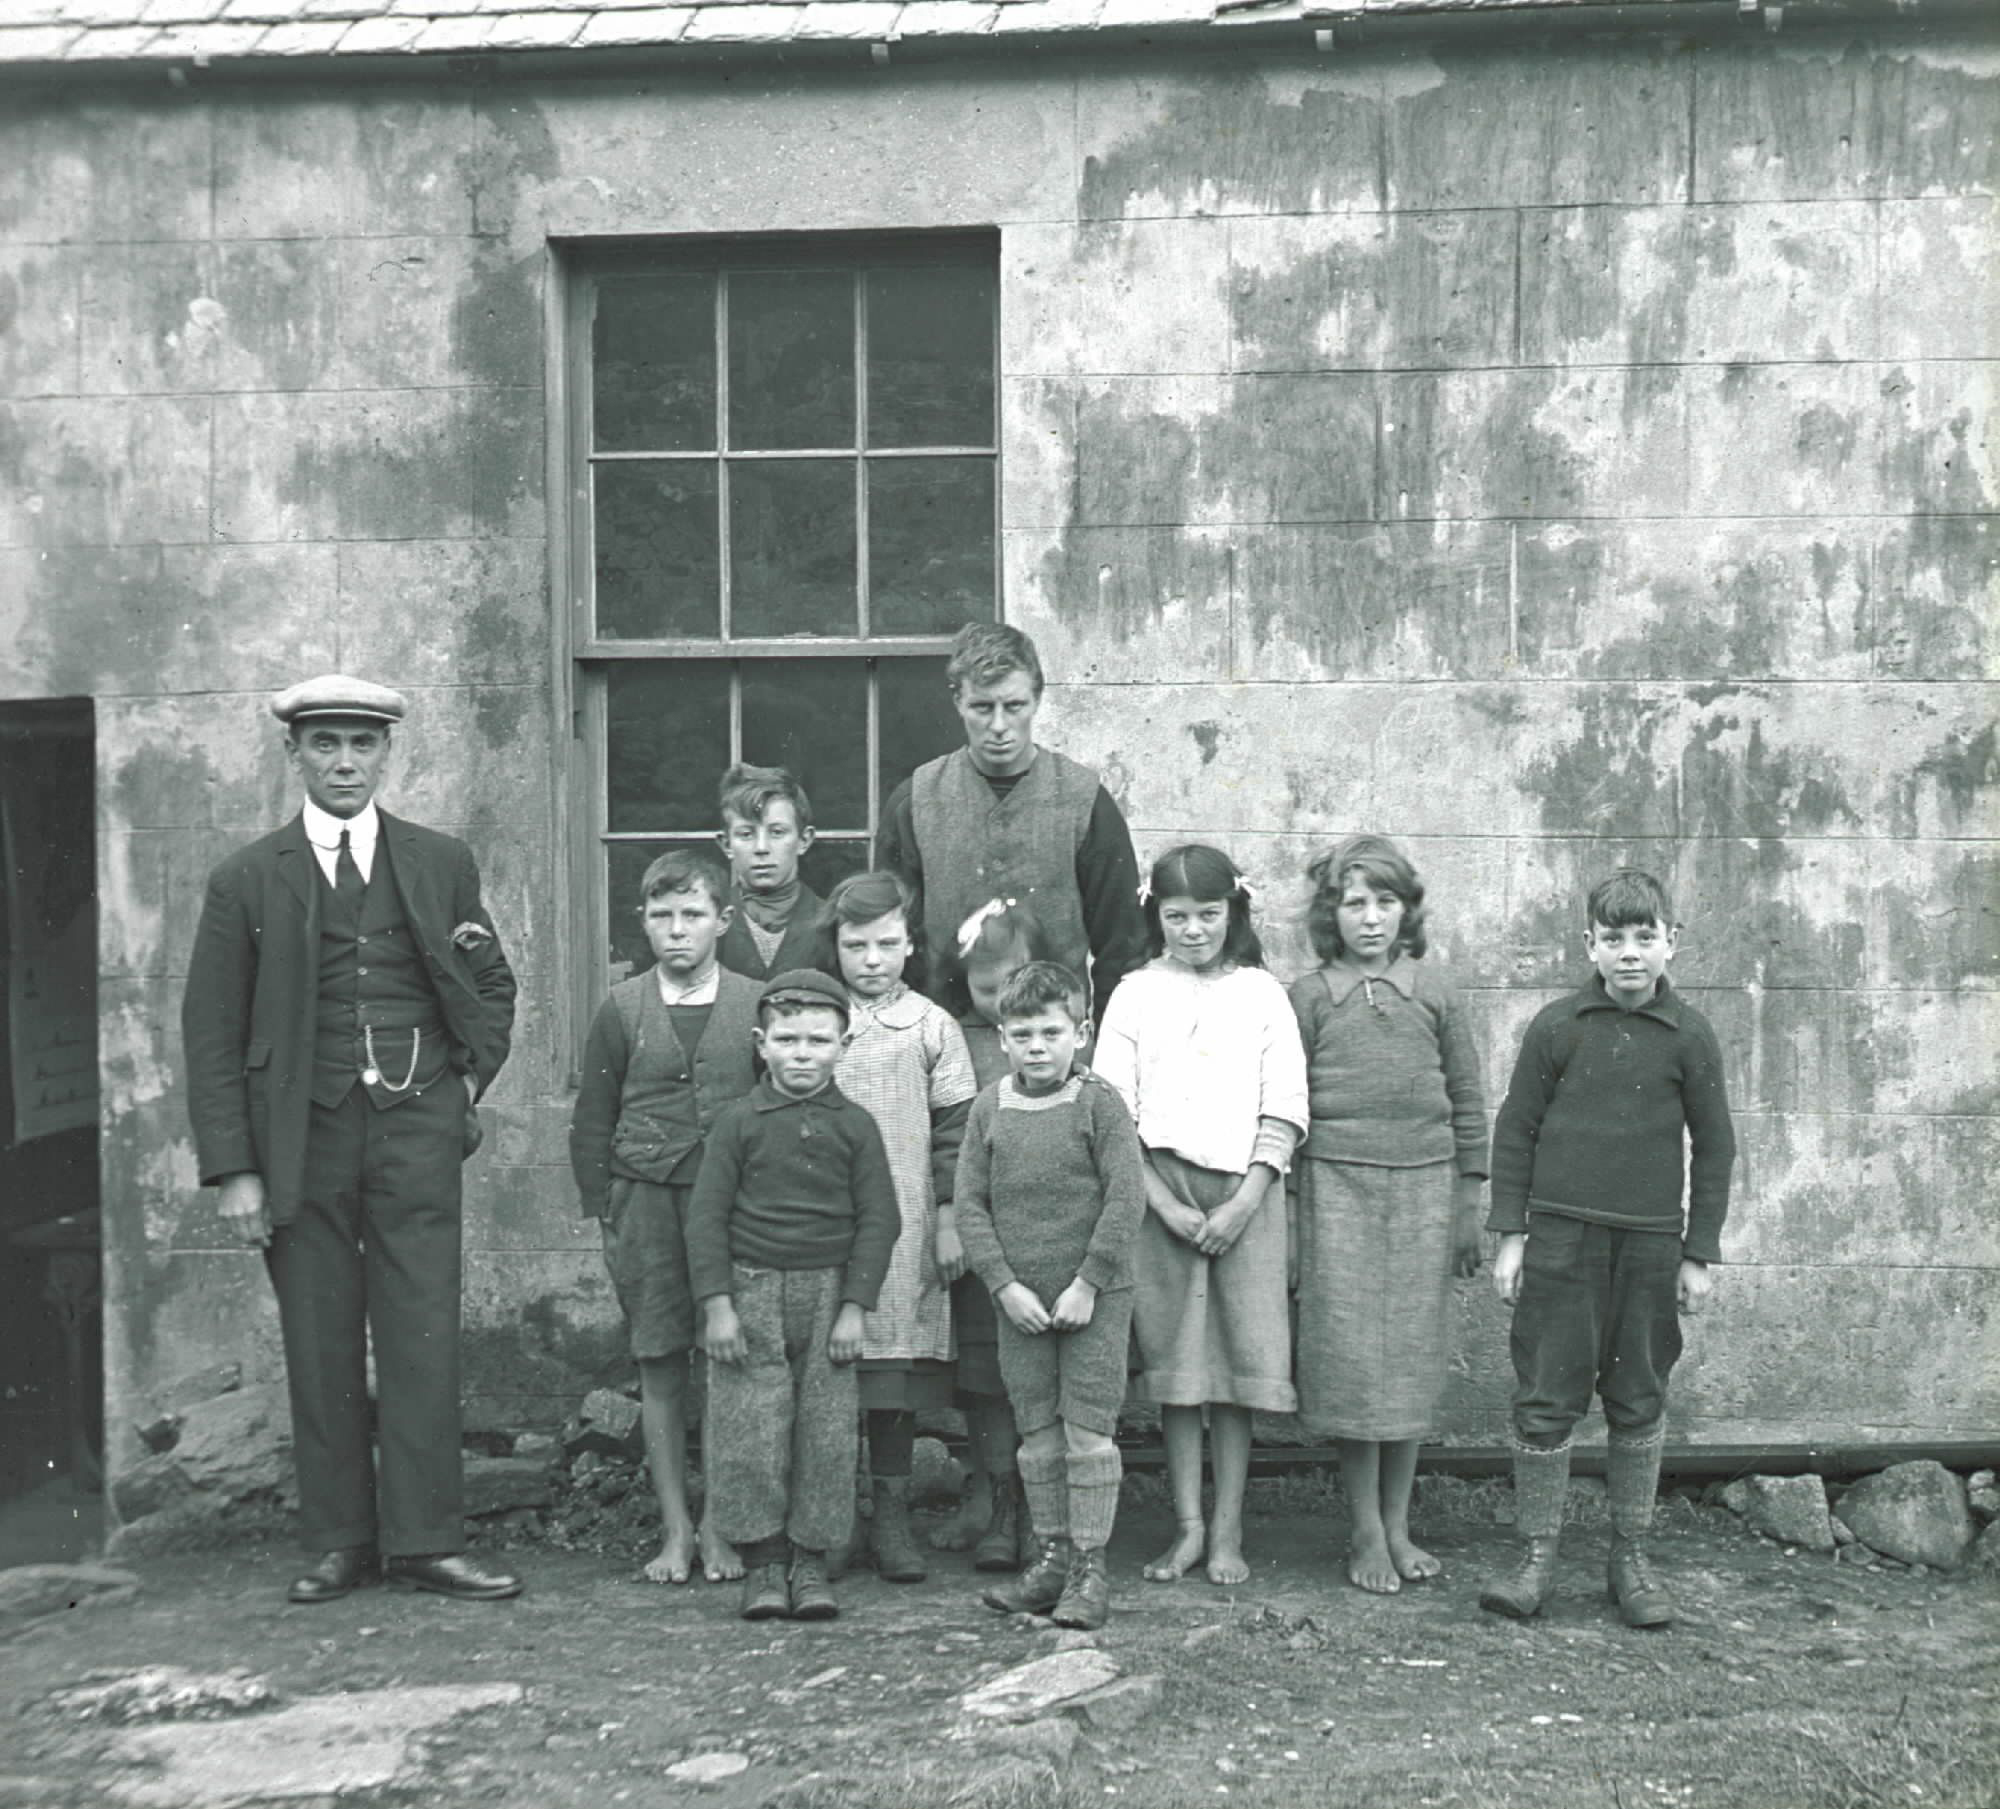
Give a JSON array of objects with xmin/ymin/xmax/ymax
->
[{"xmin": 183, "ymin": 676, "xmax": 522, "ymax": 1604}]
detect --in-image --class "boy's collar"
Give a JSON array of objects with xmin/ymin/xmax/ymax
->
[
  {"xmin": 1321, "ymin": 955, "xmax": 1416, "ymax": 1004},
  {"xmin": 1575, "ymin": 974, "xmax": 1681, "ymax": 1024},
  {"xmin": 754, "ymin": 1074, "xmax": 841, "ymax": 1110}
]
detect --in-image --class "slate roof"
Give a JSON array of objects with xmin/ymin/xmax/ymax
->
[{"xmin": 0, "ymin": 0, "xmax": 1672, "ymax": 69}]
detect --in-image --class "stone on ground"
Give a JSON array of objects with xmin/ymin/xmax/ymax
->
[
  {"xmin": 0, "ymin": 1564, "xmax": 141, "ymax": 1630},
  {"xmin": 1968, "ymin": 1520, "xmax": 2000, "ymax": 1573},
  {"xmin": 1965, "ymin": 1469, "xmax": 1997, "ymax": 1525},
  {"xmin": 1068, "ymin": 1674, "xmax": 1165, "ymax": 1731},
  {"xmin": 97, "ymin": 1683, "xmax": 523, "ymax": 1807},
  {"xmin": 666, "ymin": 1752, "xmax": 750, "ymax": 1782},
  {"xmin": 982, "ymin": 1717, "xmax": 1078, "ymax": 1763},
  {"xmin": 1836, "ymin": 1462, "xmax": 1975, "ymax": 1570},
  {"xmin": 463, "ymin": 1455, "xmax": 554, "ymax": 1517},
  {"xmin": 909, "ymin": 1435, "xmax": 963, "ymax": 1507},
  {"xmin": 1720, "ymin": 1474, "xmax": 1836, "ymax": 1551},
  {"xmin": 565, "ymin": 1389, "xmax": 643, "ymax": 1458},
  {"xmin": 958, "ymin": 1649, "xmax": 1121, "ymax": 1724},
  {"xmin": 170, "ymin": 1385, "xmax": 294, "ymax": 1501},
  {"xmin": 53, "ymin": 1667, "xmax": 280, "ymax": 1724}
]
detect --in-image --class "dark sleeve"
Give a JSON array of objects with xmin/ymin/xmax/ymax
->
[
  {"xmin": 686, "ymin": 1110, "xmax": 746, "ymax": 1303},
  {"xmin": 1434, "ymin": 979, "xmax": 1490, "ymax": 1181},
  {"xmin": 1078, "ymin": 1082, "xmax": 1147, "ymax": 1292},
  {"xmin": 568, "ymin": 998, "xmax": 630, "ymax": 1219},
  {"xmin": 952, "ymin": 1092, "xmax": 1013, "ymax": 1295},
  {"xmin": 929, "ymin": 1097, "xmax": 972, "ymax": 1205},
  {"xmin": 1078, "ymin": 786, "xmax": 1148, "ymax": 1017},
  {"xmin": 451, "ymin": 839, "xmax": 517, "ymax": 1096},
  {"xmin": 1486, "ymin": 1012, "xmax": 1559, "ymax": 1235},
  {"xmin": 1680, "ymin": 1013, "xmax": 1738, "ymax": 1265},
  {"xmin": 840, "ymin": 1109, "xmax": 903, "ymax": 1310},
  {"xmin": 877, "ymin": 778, "xmax": 921, "ymax": 894},
  {"xmin": 181, "ymin": 861, "xmax": 258, "ymax": 1185}
]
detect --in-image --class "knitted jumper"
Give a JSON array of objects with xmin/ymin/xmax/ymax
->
[{"xmin": 954, "ymin": 1069, "xmax": 1146, "ymax": 1306}]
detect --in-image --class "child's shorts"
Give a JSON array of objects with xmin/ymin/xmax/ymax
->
[
  {"xmin": 599, "ymin": 1176, "xmax": 696, "ymax": 1360},
  {"xmin": 995, "ymin": 1285, "xmax": 1133, "ymax": 1439},
  {"xmin": 951, "ymin": 1272, "xmax": 1005, "ymax": 1402}
]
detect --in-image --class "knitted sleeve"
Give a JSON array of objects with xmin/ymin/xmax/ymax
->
[
  {"xmin": 1431, "ymin": 972, "xmax": 1490, "ymax": 1180},
  {"xmin": 1487, "ymin": 1006, "xmax": 1562, "ymax": 1234},
  {"xmin": 568, "ymin": 993, "xmax": 633, "ymax": 1219},
  {"xmin": 1679, "ymin": 1009, "xmax": 1738, "ymax": 1264},
  {"xmin": 951, "ymin": 1090, "xmax": 1012, "ymax": 1295},
  {"xmin": 1078, "ymin": 1080, "xmax": 1147, "ymax": 1293},
  {"xmin": 685, "ymin": 1105, "xmax": 747, "ymax": 1303}
]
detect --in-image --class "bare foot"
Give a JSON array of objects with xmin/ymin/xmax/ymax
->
[
  {"xmin": 698, "ymin": 1523, "xmax": 744, "ymax": 1583},
  {"xmin": 1143, "ymin": 1520, "xmax": 1205, "ymax": 1582},
  {"xmin": 1206, "ymin": 1539, "xmax": 1250, "ymax": 1588},
  {"xmin": 1347, "ymin": 1530, "xmax": 1402, "ymax": 1595},
  {"xmin": 1387, "ymin": 1532, "xmax": 1442, "ymax": 1581},
  {"xmin": 644, "ymin": 1526, "xmax": 697, "ymax": 1585}
]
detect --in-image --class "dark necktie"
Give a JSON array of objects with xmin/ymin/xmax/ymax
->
[{"xmin": 335, "ymin": 828, "xmax": 365, "ymax": 907}]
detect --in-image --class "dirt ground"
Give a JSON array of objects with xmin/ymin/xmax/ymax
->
[{"xmin": 3, "ymin": 1488, "xmax": 1994, "ymax": 1809}]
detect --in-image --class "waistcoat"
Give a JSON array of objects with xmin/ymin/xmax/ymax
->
[
  {"xmin": 312, "ymin": 852, "xmax": 446, "ymax": 1109},
  {"xmin": 910, "ymin": 747, "xmax": 1097, "ymax": 987},
  {"xmin": 607, "ymin": 967, "xmax": 761, "ymax": 1184}
]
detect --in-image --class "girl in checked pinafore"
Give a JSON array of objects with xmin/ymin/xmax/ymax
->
[
  {"xmin": 1094, "ymin": 844, "xmax": 1308, "ymax": 1587},
  {"xmin": 816, "ymin": 870, "xmax": 977, "ymax": 1585},
  {"xmin": 1288, "ymin": 835, "xmax": 1488, "ymax": 1594}
]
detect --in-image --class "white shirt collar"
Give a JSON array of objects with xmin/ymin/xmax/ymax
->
[
  {"xmin": 301, "ymin": 798, "xmax": 380, "ymax": 852},
  {"xmin": 657, "ymin": 963, "xmax": 721, "ymax": 1006}
]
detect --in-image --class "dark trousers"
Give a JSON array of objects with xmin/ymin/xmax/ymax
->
[
  {"xmin": 1509, "ymin": 1212, "xmax": 1683, "ymax": 1446},
  {"xmin": 265, "ymin": 1079, "xmax": 464, "ymax": 1556}
]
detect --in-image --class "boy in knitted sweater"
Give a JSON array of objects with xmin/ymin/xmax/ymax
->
[
  {"xmin": 570, "ymin": 846, "xmax": 760, "ymax": 1588},
  {"xmin": 954, "ymin": 961, "xmax": 1146, "ymax": 1631},
  {"xmin": 1479, "ymin": 868, "xmax": 1737, "ymax": 1630}
]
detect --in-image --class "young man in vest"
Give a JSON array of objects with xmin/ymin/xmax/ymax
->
[
  {"xmin": 878, "ymin": 623, "xmax": 1147, "ymax": 1019},
  {"xmin": 182, "ymin": 676, "xmax": 521, "ymax": 1604}
]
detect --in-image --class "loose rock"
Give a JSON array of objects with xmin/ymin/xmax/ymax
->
[
  {"xmin": 1965, "ymin": 1469, "xmax": 1998, "ymax": 1526},
  {"xmin": 1830, "ymin": 1514, "xmax": 1856, "ymax": 1545},
  {"xmin": 1068, "ymin": 1674, "xmax": 1165, "ymax": 1732},
  {"xmin": 959, "ymin": 1649, "xmax": 1121, "ymax": 1724},
  {"xmin": 1968, "ymin": 1520, "xmax": 2000, "ymax": 1573},
  {"xmin": 0, "ymin": 1564, "xmax": 141, "ymax": 1631},
  {"xmin": 983, "ymin": 1717, "xmax": 1079, "ymax": 1763},
  {"xmin": 463, "ymin": 1455, "xmax": 555, "ymax": 1518},
  {"xmin": 51, "ymin": 1666, "xmax": 281, "ymax": 1723},
  {"xmin": 1720, "ymin": 1474, "xmax": 1836, "ymax": 1552},
  {"xmin": 565, "ymin": 1389, "xmax": 643, "ymax": 1459},
  {"xmin": 909, "ymin": 1436, "xmax": 964, "ymax": 1508},
  {"xmin": 170, "ymin": 1384, "xmax": 293, "ymax": 1501},
  {"xmin": 667, "ymin": 1752, "xmax": 751, "ymax": 1783},
  {"xmin": 1837, "ymin": 1462, "xmax": 1975, "ymax": 1570}
]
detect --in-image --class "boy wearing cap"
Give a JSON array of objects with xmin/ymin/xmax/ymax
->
[
  {"xmin": 182, "ymin": 675, "xmax": 520, "ymax": 1604},
  {"xmin": 685, "ymin": 969, "xmax": 901, "ymax": 1621}
]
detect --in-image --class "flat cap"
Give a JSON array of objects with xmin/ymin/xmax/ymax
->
[
  {"xmin": 270, "ymin": 675, "xmax": 406, "ymax": 726},
  {"xmin": 759, "ymin": 968, "xmax": 850, "ymax": 1022}
]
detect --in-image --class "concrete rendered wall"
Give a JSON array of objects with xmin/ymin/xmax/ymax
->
[{"xmin": 0, "ymin": 22, "xmax": 1991, "ymax": 1488}]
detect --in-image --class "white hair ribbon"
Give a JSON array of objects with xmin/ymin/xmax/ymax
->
[{"xmin": 955, "ymin": 897, "xmax": 1015, "ymax": 958}]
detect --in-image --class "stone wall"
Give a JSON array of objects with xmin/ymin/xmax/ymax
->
[{"xmin": 0, "ymin": 20, "xmax": 1991, "ymax": 1487}]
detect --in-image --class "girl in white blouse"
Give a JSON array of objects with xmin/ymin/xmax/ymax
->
[{"xmin": 1095, "ymin": 845, "xmax": 1308, "ymax": 1587}]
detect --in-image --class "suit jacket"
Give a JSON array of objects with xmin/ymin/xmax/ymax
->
[
  {"xmin": 716, "ymin": 884, "xmax": 823, "ymax": 983},
  {"xmin": 182, "ymin": 810, "xmax": 517, "ymax": 1226}
]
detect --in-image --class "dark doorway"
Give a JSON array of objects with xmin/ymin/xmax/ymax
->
[{"xmin": 0, "ymin": 697, "xmax": 101, "ymax": 1562}]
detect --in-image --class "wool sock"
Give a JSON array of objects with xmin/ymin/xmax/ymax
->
[{"xmin": 1064, "ymin": 1447, "xmax": 1123, "ymax": 1552}]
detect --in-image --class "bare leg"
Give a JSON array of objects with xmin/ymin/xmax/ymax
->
[
  {"xmin": 637, "ymin": 1358, "xmax": 697, "ymax": 1584},
  {"xmin": 1143, "ymin": 1405, "xmax": 1207, "ymax": 1581},
  {"xmin": 1380, "ymin": 1438, "xmax": 1439, "ymax": 1581},
  {"xmin": 1205, "ymin": 1406, "xmax": 1253, "ymax": 1586},
  {"xmin": 1338, "ymin": 1438, "xmax": 1399, "ymax": 1594},
  {"xmin": 687, "ymin": 1353, "xmax": 742, "ymax": 1581}
]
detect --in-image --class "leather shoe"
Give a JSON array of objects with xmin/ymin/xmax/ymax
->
[
  {"xmin": 384, "ymin": 1553, "xmax": 522, "ymax": 1601},
  {"xmin": 288, "ymin": 1547, "xmax": 378, "ymax": 1605}
]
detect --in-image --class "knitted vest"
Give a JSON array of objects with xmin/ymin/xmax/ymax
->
[
  {"xmin": 910, "ymin": 747, "xmax": 1097, "ymax": 987},
  {"xmin": 312, "ymin": 853, "xmax": 445, "ymax": 1109},
  {"xmin": 606, "ymin": 967, "xmax": 761, "ymax": 1184}
]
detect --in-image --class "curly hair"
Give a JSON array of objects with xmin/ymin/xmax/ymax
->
[
  {"xmin": 1143, "ymin": 843, "xmax": 1264, "ymax": 970},
  {"xmin": 1304, "ymin": 835, "xmax": 1428, "ymax": 963},
  {"xmin": 995, "ymin": 959, "xmax": 1088, "ymax": 1026}
]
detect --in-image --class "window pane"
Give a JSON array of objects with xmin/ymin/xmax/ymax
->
[
  {"xmin": 875, "ymin": 657, "xmax": 962, "ymax": 812},
  {"xmin": 605, "ymin": 663, "xmax": 730, "ymax": 833},
  {"xmin": 593, "ymin": 273, "xmax": 715, "ymax": 453},
  {"xmin": 801, "ymin": 838, "xmax": 870, "ymax": 898},
  {"xmin": 740, "ymin": 659, "xmax": 868, "ymax": 830},
  {"xmin": 729, "ymin": 270, "xmax": 854, "ymax": 450},
  {"xmin": 868, "ymin": 458, "xmax": 995, "ymax": 635},
  {"xmin": 867, "ymin": 266, "xmax": 995, "ymax": 448},
  {"xmin": 594, "ymin": 463, "xmax": 720, "ymax": 639},
  {"xmin": 730, "ymin": 459, "xmax": 857, "ymax": 636}
]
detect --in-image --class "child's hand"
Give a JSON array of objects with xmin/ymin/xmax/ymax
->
[
  {"xmin": 1451, "ymin": 1178, "xmax": 1485, "ymax": 1279},
  {"xmin": 1492, "ymin": 1234, "xmax": 1527, "ymax": 1306},
  {"xmin": 1049, "ymin": 1277, "xmax": 1098, "ymax": 1331},
  {"xmin": 1157, "ymin": 1201, "xmax": 1208, "ymax": 1247},
  {"xmin": 828, "ymin": 1302, "xmax": 867, "ymax": 1364},
  {"xmin": 1677, "ymin": 1258, "xmax": 1713, "ymax": 1315},
  {"xmin": 1194, "ymin": 1193, "xmax": 1256, "ymax": 1258},
  {"xmin": 934, "ymin": 1214, "xmax": 967, "ymax": 1285},
  {"xmin": 997, "ymin": 1281, "xmax": 1053, "ymax": 1336},
  {"xmin": 703, "ymin": 1298, "xmax": 748, "ymax": 1366}
]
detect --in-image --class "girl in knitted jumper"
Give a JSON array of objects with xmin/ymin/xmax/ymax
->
[
  {"xmin": 1288, "ymin": 836, "xmax": 1487, "ymax": 1593},
  {"xmin": 814, "ymin": 870, "xmax": 977, "ymax": 1583},
  {"xmin": 1095, "ymin": 844, "xmax": 1308, "ymax": 1587}
]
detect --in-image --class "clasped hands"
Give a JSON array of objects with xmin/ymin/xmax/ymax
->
[
  {"xmin": 704, "ymin": 1297, "xmax": 867, "ymax": 1366},
  {"xmin": 1159, "ymin": 1192, "xmax": 1257, "ymax": 1259},
  {"xmin": 996, "ymin": 1277, "xmax": 1097, "ymax": 1336}
]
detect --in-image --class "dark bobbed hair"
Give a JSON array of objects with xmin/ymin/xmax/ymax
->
[
  {"xmin": 996, "ymin": 959, "xmax": 1088, "ymax": 1026},
  {"xmin": 1305, "ymin": 834, "xmax": 1428, "ymax": 963},
  {"xmin": 1587, "ymin": 867, "xmax": 1675, "ymax": 930},
  {"xmin": 1143, "ymin": 843, "xmax": 1264, "ymax": 970},
  {"xmin": 945, "ymin": 622, "xmax": 1044, "ymax": 699},
  {"xmin": 811, "ymin": 869, "xmax": 926, "ymax": 993},
  {"xmin": 717, "ymin": 761, "xmax": 813, "ymax": 830},
  {"xmin": 638, "ymin": 845, "xmax": 733, "ymax": 913}
]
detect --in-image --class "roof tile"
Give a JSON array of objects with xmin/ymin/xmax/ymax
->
[
  {"xmin": 246, "ymin": 16, "xmax": 352, "ymax": 50},
  {"xmin": 1097, "ymin": 0, "xmax": 1210, "ymax": 22},
  {"xmin": 137, "ymin": 0, "xmax": 230, "ymax": 23},
  {"xmin": 480, "ymin": 8, "xmax": 591, "ymax": 47},
  {"xmin": 61, "ymin": 23, "xmax": 165, "ymax": 53},
  {"xmin": 408, "ymin": 12, "xmax": 499, "ymax": 48},
  {"xmin": 218, "ymin": 0, "xmax": 313, "ymax": 21},
  {"xmin": 57, "ymin": 0, "xmax": 157, "ymax": 21},
  {"xmin": 794, "ymin": 0, "xmax": 901, "ymax": 36},
  {"xmin": 295, "ymin": 0, "xmax": 387, "ymax": 17},
  {"xmin": 573, "ymin": 4, "xmax": 697, "ymax": 43},
  {"xmin": 6, "ymin": 1, "xmax": 70, "ymax": 22},
  {"xmin": 334, "ymin": 11, "xmax": 429, "ymax": 50},
  {"xmin": 148, "ymin": 17, "xmax": 278, "ymax": 52},
  {"xmin": 680, "ymin": 1, "xmax": 804, "ymax": 38},
  {"xmin": 887, "ymin": 0, "xmax": 996, "ymax": 29},
  {"xmin": 989, "ymin": 0, "xmax": 1104, "ymax": 28},
  {"xmin": 0, "ymin": 23, "xmax": 85, "ymax": 57}
]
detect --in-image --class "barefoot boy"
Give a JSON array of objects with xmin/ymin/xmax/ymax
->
[
  {"xmin": 687, "ymin": 969, "xmax": 900, "ymax": 1622},
  {"xmin": 1480, "ymin": 868, "xmax": 1736, "ymax": 1629},
  {"xmin": 715, "ymin": 763, "xmax": 823, "ymax": 982},
  {"xmin": 570, "ymin": 847, "xmax": 760, "ymax": 1586},
  {"xmin": 953, "ymin": 961, "xmax": 1146, "ymax": 1632}
]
